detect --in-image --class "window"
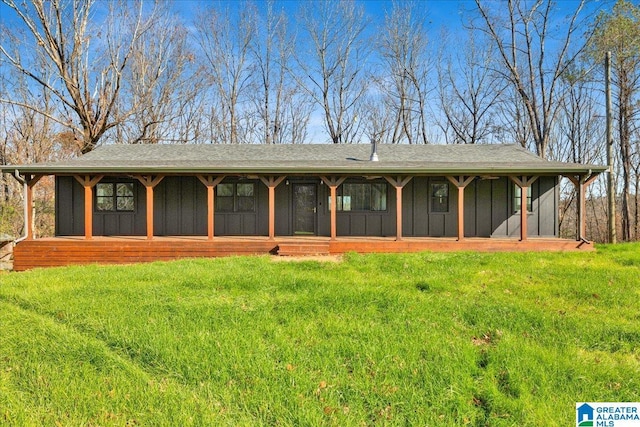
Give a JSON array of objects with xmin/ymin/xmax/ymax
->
[
  {"xmin": 236, "ymin": 183, "xmax": 255, "ymax": 212},
  {"xmin": 216, "ymin": 183, "xmax": 234, "ymax": 212},
  {"xmin": 96, "ymin": 182, "xmax": 135, "ymax": 212},
  {"xmin": 514, "ymin": 185, "xmax": 533, "ymax": 212},
  {"xmin": 216, "ymin": 182, "xmax": 255, "ymax": 212},
  {"xmin": 330, "ymin": 182, "xmax": 387, "ymax": 212},
  {"xmin": 430, "ymin": 183, "xmax": 449, "ymax": 213}
]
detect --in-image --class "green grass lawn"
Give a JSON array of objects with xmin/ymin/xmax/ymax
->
[{"xmin": 0, "ymin": 244, "xmax": 639, "ymax": 426}]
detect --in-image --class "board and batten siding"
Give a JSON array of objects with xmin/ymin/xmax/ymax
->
[
  {"xmin": 55, "ymin": 176, "xmax": 270, "ymax": 237},
  {"xmin": 316, "ymin": 178, "xmax": 398, "ymax": 237},
  {"xmin": 213, "ymin": 178, "xmax": 269, "ymax": 236},
  {"xmin": 401, "ymin": 176, "xmax": 558, "ymax": 238},
  {"xmin": 55, "ymin": 175, "xmax": 558, "ymax": 238},
  {"xmin": 56, "ymin": 176, "xmax": 147, "ymax": 236},
  {"xmin": 153, "ymin": 177, "xmax": 207, "ymax": 236}
]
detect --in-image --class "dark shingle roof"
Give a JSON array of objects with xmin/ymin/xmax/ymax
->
[{"xmin": 1, "ymin": 143, "xmax": 606, "ymax": 176}]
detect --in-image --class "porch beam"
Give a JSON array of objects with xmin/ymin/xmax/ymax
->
[
  {"xmin": 509, "ymin": 176, "xmax": 538, "ymax": 242},
  {"xmin": 446, "ymin": 176, "xmax": 475, "ymax": 241},
  {"xmin": 384, "ymin": 176, "xmax": 412, "ymax": 241},
  {"xmin": 197, "ymin": 175, "xmax": 225, "ymax": 240},
  {"xmin": 73, "ymin": 175, "xmax": 104, "ymax": 240},
  {"xmin": 259, "ymin": 176, "xmax": 286, "ymax": 240},
  {"xmin": 320, "ymin": 176, "xmax": 347, "ymax": 241},
  {"xmin": 135, "ymin": 175, "xmax": 165, "ymax": 240}
]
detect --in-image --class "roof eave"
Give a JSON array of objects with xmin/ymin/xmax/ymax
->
[{"xmin": 1, "ymin": 165, "xmax": 609, "ymax": 176}]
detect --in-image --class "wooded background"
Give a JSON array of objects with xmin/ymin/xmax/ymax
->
[{"xmin": 1, "ymin": 0, "xmax": 638, "ymax": 242}]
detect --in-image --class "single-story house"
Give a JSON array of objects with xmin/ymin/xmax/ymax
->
[{"xmin": 1, "ymin": 143, "xmax": 606, "ymax": 270}]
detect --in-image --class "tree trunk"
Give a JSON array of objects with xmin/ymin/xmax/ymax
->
[{"xmin": 619, "ymin": 70, "xmax": 633, "ymax": 241}]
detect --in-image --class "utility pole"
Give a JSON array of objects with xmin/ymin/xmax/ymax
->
[{"xmin": 605, "ymin": 51, "xmax": 616, "ymax": 244}]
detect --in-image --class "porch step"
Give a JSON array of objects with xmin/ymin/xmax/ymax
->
[{"xmin": 277, "ymin": 242, "xmax": 331, "ymax": 257}]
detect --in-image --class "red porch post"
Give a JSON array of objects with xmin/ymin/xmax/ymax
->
[
  {"xmin": 74, "ymin": 175, "xmax": 104, "ymax": 240},
  {"xmin": 197, "ymin": 175, "xmax": 225, "ymax": 240},
  {"xmin": 135, "ymin": 175, "xmax": 165, "ymax": 240},
  {"xmin": 25, "ymin": 175, "xmax": 43, "ymax": 240},
  {"xmin": 520, "ymin": 186, "xmax": 528, "ymax": 240},
  {"xmin": 567, "ymin": 174, "xmax": 599, "ymax": 242},
  {"xmin": 384, "ymin": 176, "xmax": 412, "ymax": 241},
  {"xmin": 259, "ymin": 176, "xmax": 286, "ymax": 240},
  {"xmin": 510, "ymin": 176, "xmax": 538, "ymax": 241},
  {"xmin": 320, "ymin": 176, "xmax": 347, "ymax": 241},
  {"xmin": 446, "ymin": 176, "xmax": 475, "ymax": 241}
]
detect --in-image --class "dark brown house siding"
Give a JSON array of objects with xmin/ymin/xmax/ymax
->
[
  {"xmin": 56, "ymin": 176, "xmax": 147, "ymax": 236},
  {"xmin": 213, "ymin": 178, "xmax": 269, "ymax": 236},
  {"xmin": 154, "ymin": 177, "xmax": 207, "ymax": 236},
  {"xmin": 55, "ymin": 176, "xmax": 85, "ymax": 236},
  {"xmin": 456, "ymin": 176, "xmax": 558, "ymax": 238},
  {"xmin": 56, "ymin": 176, "xmax": 270, "ymax": 237},
  {"xmin": 317, "ymin": 178, "xmax": 397, "ymax": 237},
  {"xmin": 405, "ymin": 176, "xmax": 558, "ymax": 238},
  {"xmin": 55, "ymin": 175, "xmax": 559, "ymax": 239}
]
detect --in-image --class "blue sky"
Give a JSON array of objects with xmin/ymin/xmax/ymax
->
[
  {"xmin": 1, "ymin": 0, "xmax": 609, "ymax": 38},
  {"xmin": 163, "ymin": 0, "xmax": 609, "ymax": 34},
  {"xmin": 0, "ymin": 0, "xmax": 614, "ymax": 144},
  {"xmin": 165, "ymin": 0, "xmax": 470, "ymax": 35}
]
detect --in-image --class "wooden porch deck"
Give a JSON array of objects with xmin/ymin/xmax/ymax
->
[{"xmin": 12, "ymin": 235, "xmax": 593, "ymax": 271}]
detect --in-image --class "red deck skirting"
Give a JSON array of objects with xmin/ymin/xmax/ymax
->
[{"xmin": 12, "ymin": 236, "xmax": 594, "ymax": 271}]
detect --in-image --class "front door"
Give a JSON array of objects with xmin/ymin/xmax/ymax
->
[{"xmin": 293, "ymin": 184, "xmax": 317, "ymax": 234}]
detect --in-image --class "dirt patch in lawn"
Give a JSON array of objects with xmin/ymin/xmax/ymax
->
[{"xmin": 270, "ymin": 255, "xmax": 343, "ymax": 263}]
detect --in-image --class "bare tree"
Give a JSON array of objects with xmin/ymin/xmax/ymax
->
[
  {"xmin": 0, "ymin": 63, "xmax": 78, "ymax": 237},
  {"xmin": 0, "ymin": 0, "xmax": 162, "ymax": 153},
  {"xmin": 295, "ymin": 0, "xmax": 370, "ymax": 144},
  {"xmin": 248, "ymin": 1, "xmax": 311, "ymax": 144},
  {"xmin": 375, "ymin": 1, "xmax": 431, "ymax": 144},
  {"xmin": 249, "ymin": 1, "xmax": 283, "ymax": 145},
  {"xmin": 554, "ymin": 65, "xmax": 607, "ymax": 240},
  {"xmin": 555, "ymin": 67, "xmax": 604, "ymax": 164},
  {"xmin": 492, "ymin": 86, "xmax": 534, "ymax": 149},
  {"xmin": 194, "ymin": 3, "xmax": 255, "ymax": 144},
  {"xmin": 118, "ymin": 5, "xmax": 201, "ymax": 145},
  {"xmin": 588, "ymin": 0, "xmax": 640, "ymax": 241},
  {"xmin": 0, "ymin": 99, "xmax": 23, "ymax": 237},
  {"xmin": 359, "ymin": 92, "xmax": 392, "ymax": 148},
  {"xmin": 436, "ymin": 29, "xmax": 505, "ymax": 144},
  {"xmin": 472, "ymin": 0, "xmax": 593, "ymax": 158},
  {"xmin": 632, "ymin": 127, "xmax": 639, "ymax": 240}
]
